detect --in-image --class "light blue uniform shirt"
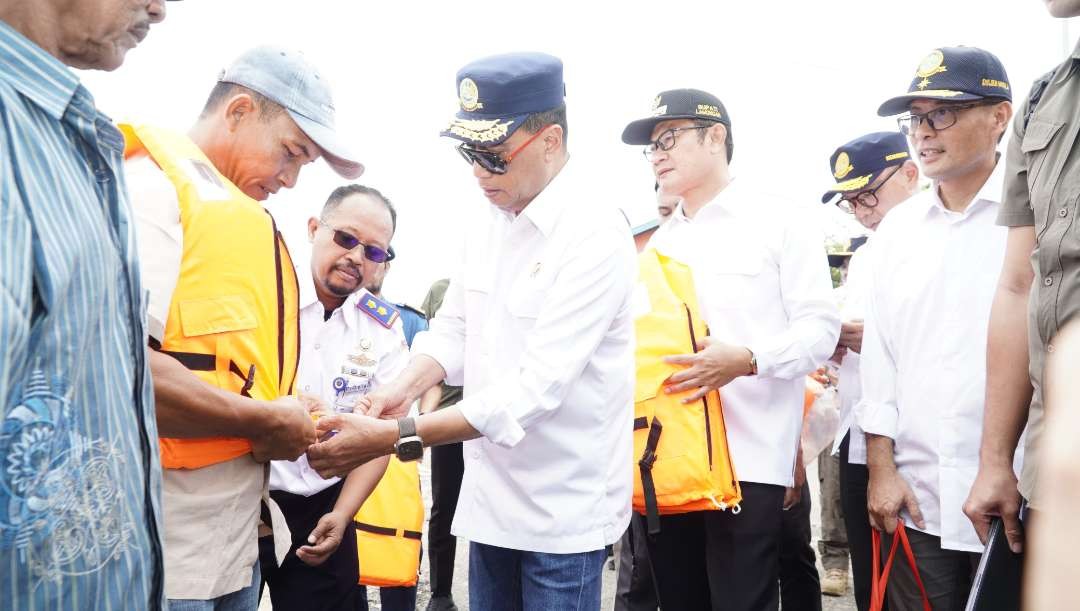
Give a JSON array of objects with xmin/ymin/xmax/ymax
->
[{"xmin": 0, "ymin": 19, "xmax": 165, "ymax": 609}]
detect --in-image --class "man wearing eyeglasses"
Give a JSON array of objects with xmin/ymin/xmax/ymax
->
[
  {"xmin": 305, "ymin": 52, "xmax": 637, "ymax": 611},
  {"xmin": 618, "ymin": 88, "xmax": 840, "ymax": 611},
  {"xmin": 819, "ymin": 131, "xmax": 919, "ymax": 611},
  {"xmin": 857, "ymin": 47, "xmax": 1017, "ymax": 610},
  {"xmin": 260, "ymin": 184, "xmax": 407, "ymax": 611},
  {"xmin": 124, "ymin": 46, "xmax": 365, "ymax": 610}
]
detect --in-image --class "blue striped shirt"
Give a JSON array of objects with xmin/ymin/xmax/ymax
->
[{"xmin": 0, "ymin": 20, "xmax": 165, "ymax": 610}]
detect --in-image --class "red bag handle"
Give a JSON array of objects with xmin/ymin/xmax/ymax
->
[{"xmin": 870, "ymin": 522, "xmax": 931, "ymax": 611}]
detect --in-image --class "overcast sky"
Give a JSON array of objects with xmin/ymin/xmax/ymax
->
[{"xmin": 80, "ymin": 0, "xmax": 1077, "ymax": 304}]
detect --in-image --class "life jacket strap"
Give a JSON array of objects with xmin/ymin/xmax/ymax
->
[
  {"xmin": 638, "ymin": 417, "xmax": 664, "ymax": 535},
  {"xmin": 354, "ymin": 521, "xmax": 423, "ymax": 540}
]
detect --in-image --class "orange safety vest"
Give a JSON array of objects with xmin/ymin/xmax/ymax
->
[
  {"xmin": 633, "ymin": 249, "xmax": 742, "ymax": 533},
  {"xmin": 121, "ymin": 124, "xmax": 300, "ymax": 470},
  {"xmin": 354, "ymin": 456, "xmax": 424, "ymax": 587}
]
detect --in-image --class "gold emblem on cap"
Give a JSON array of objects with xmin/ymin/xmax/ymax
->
[
  {"xmin": 696, "ymin": 104, "xmax": 723, "ymax": 119},
  {"xmin": 650, "ymin": 95, "xmax": 668, "ymax": 117},
  {"xmin": 915, "ymin": 50, "xmax": 948, "ymax": 90},
  {"xmin": 446, "ymin": 118, "xmax": 513, "ymax": 143},
  {"xmin": 459, "ymin": 78, "xmax": 483, "ymax": 112},
  {"xmin": 833, "ymin": 152, "xmax": 854, "ymax": 180}
]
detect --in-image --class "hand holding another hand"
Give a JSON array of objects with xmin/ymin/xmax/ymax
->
[
  {"xmin": 306, "ymin": 413, "xmax": 397, "ymax": 479},
  {"xmin": 250, "ymin": 395, "xmax": 318, "ymax": 463}
]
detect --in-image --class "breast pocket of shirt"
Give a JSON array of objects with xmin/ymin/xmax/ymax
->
[
  {"xmin": 462, "ymin": 269, "xmax": 493, "ymax": 338},
  {"xmin": 1023, "ymin": 118, "xmax": 1068, "ymax": 234},
  {"xmin": 505, "ymin": 264, "xmax": 554, "ymax": 324},
  {"xmin": 701, "ymin": 251, "xmax": 766, "ymax": 316}
]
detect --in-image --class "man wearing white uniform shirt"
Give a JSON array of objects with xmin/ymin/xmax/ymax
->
[
  {"xmin": 620, "ymin": 88, "xmax": 840, "ymax": 611},
  {"xmin": 262, "ymin": 185, "xmax": 407, "ymax": 610},
  {"xmin": 858, "ymin": 46, "xmax": 1017, "ymax": 610},
  {"xmin": 306, "ymin": 53, "xmax": 637, "ymax": 611},
  {"xmin": 819, "ymin": 131, "xmax": 920, "ymax": 610}
]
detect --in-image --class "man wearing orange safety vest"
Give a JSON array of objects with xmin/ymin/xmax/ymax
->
[
  {"xmin": 621, "ymin": 89, "xmax": 840, "ymax": 611},
  {"xmin": 123, "ymin": 46, "xmax": 364, "ymax": 610}
]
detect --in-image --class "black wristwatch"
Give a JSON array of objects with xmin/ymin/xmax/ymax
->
[{"xmin": 394, "ymin": 417, "xmax": 424, "ymax": 462}]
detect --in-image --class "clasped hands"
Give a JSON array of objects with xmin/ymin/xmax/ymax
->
[{"xmin": 304, "ymin": 383, "xmax": 413, "ymax": 479}]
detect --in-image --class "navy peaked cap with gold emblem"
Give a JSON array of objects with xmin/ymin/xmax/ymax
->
[
  {"xmin": 877, "ymin": 46, "xmax": 1012, "ymax": 116},
  {"xmin": 356, "ymin": 291, "xmax": 400, "ymax": 329},
  {"xmin": 621, "ymin": 88, "xmax": 734, "ymax": 161},
  {"xmin": 821, "ymin": 132, "xmax": 911, "ymax": 203},
  {"xmin": 441, "ymin": 52, "xmax": 565, "ymax": 146}
]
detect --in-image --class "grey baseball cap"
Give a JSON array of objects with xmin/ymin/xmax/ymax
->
[{"xmin": 218, "ymin": 46, "xmax": 363, "ymax": 179}]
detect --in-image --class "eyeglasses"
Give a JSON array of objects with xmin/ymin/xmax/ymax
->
[
  {"xmin": 319, "ymin": 220, "xmax": 395, "ymax": 262},
  {"xmin": 836, "ymin": 165, "xmax": 902, "ymax": 214},
  {"xmin": 643, "ymin": 126, "xmax": 709, "ymax": 161},
  {"xmin": 896, "ymin": 102, "xmax": 990, "ymax": 135},
  {"xmin": 457, "ymin": 125, "xmax": 551, "ymax": 175}
]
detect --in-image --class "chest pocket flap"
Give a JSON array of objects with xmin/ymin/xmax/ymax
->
[
  {"xmin": 179, "ymin": 295, "xmax": 257, "ymax": 337},
  {"xmin": 1022, "ymin": 118, "xmax": 1065, "ymax": 153}
]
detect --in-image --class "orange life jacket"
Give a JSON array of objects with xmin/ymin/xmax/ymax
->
[
  {"xmin": 355, "ymin": 456, "xmax": 423, "ymax": 587},
  {"xmin": 633, "ymin": 249, "xmax": 742, "ymax": 533},
  {"xmin": 121, "ymin": 124, "xmax": 300, "ymax": 470}
]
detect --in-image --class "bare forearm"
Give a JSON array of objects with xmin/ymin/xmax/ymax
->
[
  {"xmin": 332, "ymin": 454, "xmax": 391, "ymax": 518},
  {"xmin": 415, "ymin": 406, "xmax": 481, "ymax": 447},
  {"xmin": 866, "ymin": 434, "xmax": 897, "ymax": 475},
  {"xmin": 396, "ymin": 354, "xmax": 448, "ymax": 406},
  {"xmin": 418, "ymin": 384, "xmax": 443, "ymax": 415},
  {"xmin": 981, "ymin": 287, "xmax": 1033, "ymax": 466},
  {"xmin": 150, "ymin": 350, "xmax": 260, "ymax": 438}
]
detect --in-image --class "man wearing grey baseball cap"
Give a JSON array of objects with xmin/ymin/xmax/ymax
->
[{"xmin": 120, "ymin": 45, "xmax": 362, "ymax": 610}]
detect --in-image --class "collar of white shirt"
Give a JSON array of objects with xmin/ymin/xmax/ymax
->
[
  {"xmin": 921, "ymin": 155, "xmax": 1005, "ymax": 221},
  {"xmin": 496, "ymin": 160, "xmax": 574, "ymax": 236},
  {"xmin": 668, "ymin": 176, "xmax": 748, "ymax": 224},
  {"xmin": 296, "ymin": 262, "xmax": 370, "ymax": 332}
]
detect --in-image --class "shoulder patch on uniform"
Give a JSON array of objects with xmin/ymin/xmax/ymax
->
[
  {"xmin": 357, "ymin": 292, "xmax": 400, "ymax": 329},
  {"xmin": 396, "ymin": 303, "xmax": 426, "ymax": 318}
]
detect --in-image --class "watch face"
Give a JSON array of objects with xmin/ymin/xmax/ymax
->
[{"xmin": 397, "ymin": 438, "xmax": 424, "ymax": 462}]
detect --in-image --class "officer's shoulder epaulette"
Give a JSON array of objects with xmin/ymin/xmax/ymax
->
[
  {"xmin": 396, "ymin": 303, "xmax": 426, "ymax": 319},
  {"xmin": 356, "ymin": 292, "xmax": 400, "ymax": 329}
]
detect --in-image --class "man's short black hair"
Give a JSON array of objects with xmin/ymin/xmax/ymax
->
[
  {"xmin": 321, "ymin": 184, "xmax": 397, "ymax": 234},
  {"xmin": 199, "ymin": 82, "xmax": 285, "ymax": 122},
  {"xmin": 693, "ymin": 119, "xmax": 733, "ymax": 163},
  {"xmin": 521, "ymin": 104, "xmax": 568, "ymax": 148}
]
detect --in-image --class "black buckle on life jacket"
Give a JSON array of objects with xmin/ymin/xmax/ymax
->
[
  {"xmin": 638, "ymin": 448, "xmax": 657, "ymax": 470},
  {"xmin": 229, "ymin": 361, "xmax": 257, "ymax": 397},
  {"xmin": 638, "ymin": 417, "xmax": 664, "ymax": 536}
]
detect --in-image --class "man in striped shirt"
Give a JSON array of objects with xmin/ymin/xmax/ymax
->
[{"xmin": 0, "ymin": 0, "xmax": 170, "ymax": 609}]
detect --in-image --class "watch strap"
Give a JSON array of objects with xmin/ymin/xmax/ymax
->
[{"xmin": 397, "ymin": 416, "xmax": 417, "ymax": 439}]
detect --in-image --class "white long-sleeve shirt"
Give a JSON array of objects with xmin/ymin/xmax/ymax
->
[
  {"xmin": 831, "ymin": 242, "xmax": 871, "ymax": 465},
  {"xmin": 412, "ymin": 162, "xmax": 637, "ymax": 554},
  {"xmin": 647, "ymin": 178, "xmax": 840, "ymax": 487},
  {"xmin": 270, "ymin": 277, "xmax": 409, "ymax": 497},
  {"xmin": 856, "ymin": 163, "xmax": 1019, "ymax": 552}
]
